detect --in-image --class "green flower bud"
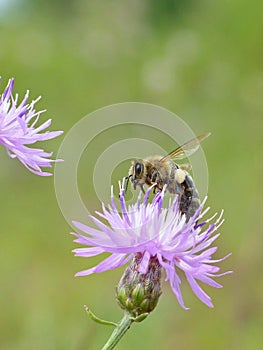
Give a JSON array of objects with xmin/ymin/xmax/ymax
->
[{"xmin": 116, "ymin": 253, "xmax": 162, "ymax": 321}]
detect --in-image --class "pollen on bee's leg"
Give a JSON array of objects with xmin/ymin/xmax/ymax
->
[{"xmin": 175, "ymin": 168, "xmax": 186, "ymax": 184}]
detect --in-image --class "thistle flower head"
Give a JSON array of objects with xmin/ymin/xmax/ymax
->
[
  {"xmin": 72, "ymin": 182, "xmax": 231, "ymax": 310},
  {"xmin": 0, "ymin": 77, "xmax": 63, "ymax": 176}
]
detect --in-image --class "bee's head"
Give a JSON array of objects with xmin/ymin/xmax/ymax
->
[{"xmin": 127, "ymin": 160, "xmax": 145, "ymax": 190}]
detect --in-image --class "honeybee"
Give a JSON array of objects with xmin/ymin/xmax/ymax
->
[{"xmin": 126, "ymin": 133, "xmax": 210, "ymax": 220}]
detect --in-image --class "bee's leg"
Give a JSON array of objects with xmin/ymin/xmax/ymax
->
[
  {"xmin": 175, "ymin": 181, "xmax": 183, "ymax": 196},
  {"xmin": 151, "ymin": 169, "xmax": 162, "ymax": 194},
  {"xmin": 152, "ymin": 170, "xmax": 158, "ymax": 194},
  {"xmin": 153, "ymin": 186, "xmax": 162, "ymax": 194},
  {"xmin": 124, "ymin": 175, "xmax": 131, "ymax": 193},
  {"xmin": 151, "ymin": 169, "xmax": 158, "ymax": 183},
  {"xmin": 179, "ymin": 184, "xmax": 192, "ymax": 220},
  {"xmin": 139, "ymin": 184, "xmax": 145, "ymax": 194}
]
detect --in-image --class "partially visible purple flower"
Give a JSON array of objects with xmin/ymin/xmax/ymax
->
[
  {"xmin": 72, "ymin": 183, "xmax": 232, "ymax": 310},
  {"xmin": 0, "ymin": 77, "xmax": 63, "ymax": 176}
]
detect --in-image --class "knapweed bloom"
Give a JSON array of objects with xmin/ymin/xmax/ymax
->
[
  {"xmin": 72, "ymin": 184, "xmax": 231, "ymax": 310},
  {"xmin": 0, "ymin": 77, "xmax": 63, "ymax": 176}
]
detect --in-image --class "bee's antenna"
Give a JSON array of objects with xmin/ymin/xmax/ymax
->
[{"xmin": 124, "ymin": 175, "xmax": 132, "ymax": 193}]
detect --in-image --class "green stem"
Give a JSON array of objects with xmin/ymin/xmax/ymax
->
[{"xmin": 102, "ymin": 313, "xmax": 133, "ymax": 350}]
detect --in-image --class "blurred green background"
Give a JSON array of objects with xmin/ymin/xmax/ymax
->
[{"xmin": 0, "ymin": 0, "xmax": 262, "ymax": 349}]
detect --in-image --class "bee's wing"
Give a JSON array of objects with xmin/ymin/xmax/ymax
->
[{"xmin": 160, "ymin": 133, "xmax": 211, "ymax": 162}]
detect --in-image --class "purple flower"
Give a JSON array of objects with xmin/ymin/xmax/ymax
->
[
  {"xmin": 0, "ymin": 77, "xmax": 63, "ymax": 176},
  {"xmin": 72, "ymin": 183, "xmax": 232, "ymax": 309}
]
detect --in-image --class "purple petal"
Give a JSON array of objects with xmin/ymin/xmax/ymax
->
[
  {"xmin": 75, "ymin": 253, "xmax": 129, "ymax": 276},
  {"xmin": 185, "ymin": 273, "xmax": 214, "ymax": 308},
  {"xmin": 158, "ymin": 253, "xmax": 189, "ymax": 310},
  {"xmin": 196, "ymin": 275, "xmax": 223, "ymax": 288},
  {"xmin": 119, "ymin": 191, "xmax": 132, "ymax": 227},
  {"xmin": 138, "ymin": 250, "xmax": 150, "ymax": 273},
  {"xmin": 72, "ymin": 246, "xmax": 105, "ymax": 257}
]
